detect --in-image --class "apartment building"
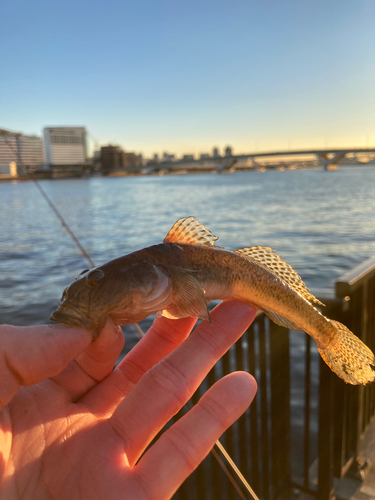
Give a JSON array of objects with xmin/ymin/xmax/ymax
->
[{"xmin": 44, "ymin": 127, "xmax": 87, "ymax": 166}]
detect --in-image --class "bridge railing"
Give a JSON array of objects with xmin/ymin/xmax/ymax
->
[{"xmin": 164, "ymin": 256, "xmax": 375, "ymax": 500}]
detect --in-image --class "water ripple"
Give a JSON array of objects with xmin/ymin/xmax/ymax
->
[{"xmin": 1, "ymin": 167, "xmax": 375, "ymax": 327}]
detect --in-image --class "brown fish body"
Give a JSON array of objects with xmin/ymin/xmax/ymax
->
[
  {"xmin": 137, "ymin": 242, "xmax": 334, "ymax": 348},
  {"xmin": 51, "ymin": 217, "xmax": 375, "ymax": 385}
]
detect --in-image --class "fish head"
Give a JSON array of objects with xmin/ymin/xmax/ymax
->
[{"xmin": 50, "ymin": 261, "xmax": 173, "ymax": 338}]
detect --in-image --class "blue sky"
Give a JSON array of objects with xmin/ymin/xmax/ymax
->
[{"xmin": 1, "ymin": 0, "xmax": 374, "ymax": 157}]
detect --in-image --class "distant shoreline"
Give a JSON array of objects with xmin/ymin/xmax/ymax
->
[{"xmin": 1, "ymin": 162, "xmax": 373, "ymax": 183}]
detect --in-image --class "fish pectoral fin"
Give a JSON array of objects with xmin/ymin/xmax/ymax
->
[
  {"xmin": 158, "ymin": 306, "xmax": 189, "ymax": 320},
  {"xmin": 165, "ymin": 266, "xmax": 211, "ymax": 323},
  {"xmin": 164, "ymin": 217, "xmax": 219, "ymax": 247},
  {"xmin": 262, "ymin": 308, "xmax": 302, "ymax": 331},
  {"xmin": 234, "ymin": 246, "xmax": 325, "ymax": 307}
]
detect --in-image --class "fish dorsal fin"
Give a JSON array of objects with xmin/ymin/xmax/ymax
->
[
  {"xmin": 164, "ymin": 217, "xmax": 219, "ymax": 246},
  {"xmin": 234, "ymin": 246, "xmax": 325, "ymax": 307}
]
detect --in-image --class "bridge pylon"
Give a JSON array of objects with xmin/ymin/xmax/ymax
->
[
  {"xmin": 215, "ymin": 158, "xmax": 237, "ymax": 173},
  {"xmin": 315, "ymin": 151, "xmax": 347, "ymax": 170}
]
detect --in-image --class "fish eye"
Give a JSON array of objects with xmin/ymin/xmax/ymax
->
[
  {"xmin": 86, "ymin": 269, "xmax": 105, "ymax": 287},
  {"xmin": 76, "ymin": 269, "xmax": 90, "ymax": 280}
]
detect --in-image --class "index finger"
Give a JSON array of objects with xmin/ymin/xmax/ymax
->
[{"xmin": 81, "ymin": 315, "xmax": 197, "ymax": 414}]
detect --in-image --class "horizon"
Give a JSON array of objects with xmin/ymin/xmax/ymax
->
[
  {"xmin": 2, "ymin": 124, "xmax": 375, "ymax": 161},
  {"xmin": 1, "ymin": 0, "xmax": 374, "ymax": 157}
]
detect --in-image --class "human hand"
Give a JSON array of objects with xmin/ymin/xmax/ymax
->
[{"xmin": 0, "ymin": 300, "xmax": 257, "ymax": 500}]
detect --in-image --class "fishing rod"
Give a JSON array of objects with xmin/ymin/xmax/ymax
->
[{"xmin": 2, "ymin": 129, "xmax": 259, "ymax": 500}]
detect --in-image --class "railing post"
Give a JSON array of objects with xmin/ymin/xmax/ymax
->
[
  {"xmin": 269, "ymin": 323, "xmax": 291, "ymax": 498},
  {"xmin": 259, "ymin": 320, "xmax": 270, "ymax": 500},
  {"xmin": 318, "ymin": 360, "xmax": 335, "ymax": 499},
  {"xmin": 248, "ymin": 325, "xmax": 260, "ymax": 495},
  {"xmin": 347, "ymin": 286, "xmax": 365, "ymax": 457}
]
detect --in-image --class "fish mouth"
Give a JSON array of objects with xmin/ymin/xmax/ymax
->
[{"xmin": 50, "ymin": 305, "xmax": 89, "ymax": 330}]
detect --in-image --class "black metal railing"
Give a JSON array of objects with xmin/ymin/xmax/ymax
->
[
  {"xmin": 168, "ymin": 256, "xmax": 375, "ymax": 500},
  {"xmin": 317, "ymin": 256, "xmax": 375, "ymax": 499}
]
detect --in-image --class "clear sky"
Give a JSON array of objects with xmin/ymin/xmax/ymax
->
[{"xmin": 1, "ymin": 0, "xmax": 374, "ymax": 158}]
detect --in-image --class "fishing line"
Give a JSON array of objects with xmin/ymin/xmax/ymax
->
[
  {"xmin": 214, "ymin": 440, "xmax": 260, "ymax": 500},
  {"xmin": 1, "ymin": 131, "xmax": 95, "ymax": 268},
  {"xmin": 1, "ymin": 130, "xmax": 141, "ymax": 339},
  {"xmin": 210, "ymin": 446, "xmax": 248, "ymax": 500},
  {"xmin": 2, "ymin": 130, "xmax": 259, "ymax": 499},
  {"xmin": 185, "ymin": 399, "xmax": 260, "ymax": 500}
]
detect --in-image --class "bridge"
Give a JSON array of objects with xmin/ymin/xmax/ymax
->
[{"xmin": 139, "ymin": 147, "xmax": 375, "ymax": 174}]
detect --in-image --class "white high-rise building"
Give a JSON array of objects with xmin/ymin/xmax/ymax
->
[
  {"xmin": 0, "ymin": 134, "xmax": 18, "ymax": 165},
  {"xmin": 0, "ymin": 129, "xmax": 44, "ymax": 173},
  {"xmin": 44, "ymin": 127, "xmax": 87, "ymax": 166},
  {"xmin": 18, "ymin": 135, "xmax": 45, "ymax": 166}
]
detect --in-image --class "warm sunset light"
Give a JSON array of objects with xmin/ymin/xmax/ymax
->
[{"xmin": 1, "ymin": 3, "xmax": 375, "ymax": 500}]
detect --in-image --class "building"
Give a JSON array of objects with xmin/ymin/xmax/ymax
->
[
  {"xmin": 182, "ymin": 154, "xmax": 195, "ymax": 161},
  {"xmin": 100, "ymin": 145, "xmax": 141, "ymax": 173},
  {"xmin": 101, "ymin": 145, "xmax": 121, "ymax": 173},
  {"xmin": 225, "ymin": 146, "xmax": 233, "ymax": 157},
  {"xmin": 0, "ymin": 162, "xmax": 17, "ymax": 176},
  {"xmin": 17, "ymin": 135, "xmax": 45, "ymax": 168},
  {"xmin": 43, "ymin": 127, "xmax": 87, "ymax": 167},
  {"xmin": 162, "ymin": 152, "xmax": 175, "ymax": 162},
  {"xmin": 0, "ymin": 133, "xmax": 18, "ymax": 167},
  {"xmin": 146, "ymin": 154, "xmax": 160, "ymax": 165},
  {"xmin": 122, "ymin": 152, "xmax": 141, "ymax": 168},
  {"xmin": 212, "ymin": 147, "xmax": 220, "ymax": 158},
  {"xmin": 0, "ymin": 129, "xmax": 44, "ymax": 175}
]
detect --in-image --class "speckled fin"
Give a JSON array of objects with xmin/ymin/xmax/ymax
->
[
  {"xmin": 262, "ymin": 308, "xmax": 302, "ymax": 331},
  {"xmin": 164, "ymin": 217, "xmax": 219, "ymax": 246},
  {"xmin": 317, "ymin": 320, "xmax": 375, "ymax": 385},
  {"xmin": 234, "ymin": 246, "xmax": 325, "ymax": 307}
]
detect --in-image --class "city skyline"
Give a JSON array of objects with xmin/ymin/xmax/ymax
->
[
  {"xmin": 3, "ymin": 122, "xmax": 375, "ymax": 161},
  {"xmin": 1, "ymin": 0, "xmax": 374, "ymax": 156}
]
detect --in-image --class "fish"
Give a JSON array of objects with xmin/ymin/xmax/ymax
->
[{"xmin": 51, "ymin": 216, "xmax": 375, "ymax": 385}]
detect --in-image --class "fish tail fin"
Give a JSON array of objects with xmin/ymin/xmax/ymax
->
[{"xmin": 317, "ymin": 320, "xmax": 375, "ymax": 385}]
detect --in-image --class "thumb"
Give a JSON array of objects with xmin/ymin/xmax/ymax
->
[{"xmin": 0, "ymin": 324, "xmax": 91, "ymax": 408}]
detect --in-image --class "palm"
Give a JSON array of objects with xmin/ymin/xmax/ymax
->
[
  {"xmin": 8, "ymin": 392, "xmax": 129, "ymax": 499},
  {"xmin": 1, "ymin": 301, "xmax": 257, "ymax": 500}
]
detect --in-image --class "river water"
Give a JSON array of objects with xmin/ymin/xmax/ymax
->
[
  {"xmin": 1, "ymin": 166, "xmax": 375, "ymax": 483},
  {"xmin": 1, "ymin": 166, "xmax": 375, "ymax": 331}
]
